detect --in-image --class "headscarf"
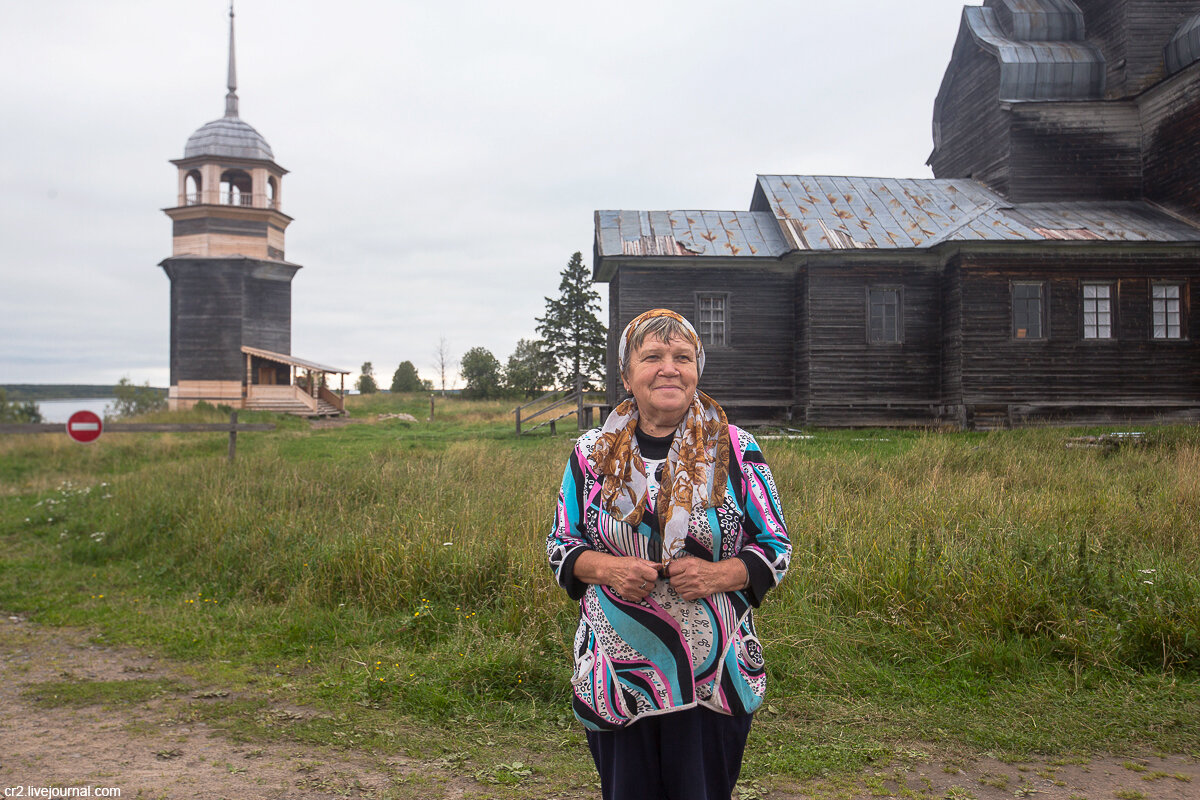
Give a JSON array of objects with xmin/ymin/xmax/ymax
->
[{"xmin": 589, "ymin": 309, "xmax": 731, "ymax": 566}]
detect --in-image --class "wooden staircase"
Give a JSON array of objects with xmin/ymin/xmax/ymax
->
[{"xmin": 244, "ymin": 385, "xmax": 345, "ymax": 418}]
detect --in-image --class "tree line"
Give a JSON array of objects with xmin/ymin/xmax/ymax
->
[{"xmin": 355, "ymin": 251, "xmax": 606, "ymax": 399}]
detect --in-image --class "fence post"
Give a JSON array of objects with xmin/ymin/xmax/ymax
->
[
  {"xmin": 430, "ymin": 394, "xmax": 435, "ymax": 421},
  {"xmin": 515, "ymin": 405, "xmax": 521, "ymax": 435},
  {"xmin": 228, "ymin": 410, "xmax": 238, "ymax": 463}
]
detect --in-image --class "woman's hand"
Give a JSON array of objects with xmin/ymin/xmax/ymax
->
[
  {"xmin": 573, "ymin": 551, "xmax": 661, "ymax": 602},
  {"xmin": 666, "ymin": 556, "xmax": 749, "ymax": 601}
]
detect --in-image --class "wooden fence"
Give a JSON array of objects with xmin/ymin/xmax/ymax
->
[
  {"xmin": 514, "ymin": 377, "xmax": 608, "ymax": 435},
  {"xmin": 0, "ymin": 411, "xmax": 274, "ymax": 462}
]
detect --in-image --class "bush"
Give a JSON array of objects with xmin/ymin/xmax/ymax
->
[
  {"xmin": 106, "ymin": 378, "xmax": 166, "ymax": 419},
  {"xmin": 460, "ymin": 347, "xmax": 503, "ymax": 399},
  {"xmin": 0, "ymin": 388, "xmax": 42, "ymax": 423}
]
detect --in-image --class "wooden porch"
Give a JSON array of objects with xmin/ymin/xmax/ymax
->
[{"xmin": 240, "ymin": 346, "xmax": 349, "ymax": 417}]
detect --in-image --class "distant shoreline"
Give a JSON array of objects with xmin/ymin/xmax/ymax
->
[{"xmin": 2, "ymin": 384, "xmax": 167, "ymax": 401}]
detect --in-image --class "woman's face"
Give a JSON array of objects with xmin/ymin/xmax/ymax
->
[{"xmin": 622, "ymin": 334, "xmax": 699, "ymax": 428}]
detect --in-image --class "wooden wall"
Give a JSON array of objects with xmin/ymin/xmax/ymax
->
[
  {"xmin": 1007, "ymin": 102, "xmax": 1143, "ymax": 201},
  {"xmin": 941, "ymin": 261, "xmax": 965, "ymax": 423},
  {"xmin": 1141, "ymin": 62, "xmax": 1200, "ymax": 216},
  {"xmin": 1073, "ymin": 0, "xmax": 1200, "ymax": 98},
  {"xmin": 793, "ymin": 267, "xmax": 809, "ymax": 416},
  {"xmin": 242, "ymin": 272, "xmax": 292, "ymax": 356},
  {"xmin": 607, "ymin": 263, "xmax": 796, "ymax": 413},
  {"xmin": 932, "ymin": 1, "xmax": 1200, "ymax": 203},
  {"xmin": 163, "ymin": 258, "xmax": 294, "ymax": 385},
  {"xmin": 804, "ymin": 260, "xmax": 943, "ymax": 426},
  {"xmin": 929, "ymin": 40, "xmax": 1012, "ymax": 195},
  {"xmin": 606, "ymin": 271, "xmax": 621, "ymax": 405},
  {"xmin": 167, "ymin": 260, "xmax": 245, "ymax": 384},
  {"xmin": 956, "ymin": 250, "xmax": 1200, "ymax": 406}
]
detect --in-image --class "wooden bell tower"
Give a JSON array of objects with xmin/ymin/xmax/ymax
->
[{"xmin": 160, "ymin": 5, "xmax": 301, "ymax": 411}]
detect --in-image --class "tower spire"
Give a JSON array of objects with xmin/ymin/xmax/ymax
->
[{"xmin": 224, "ymin": 2, "xmax": 239, "ymax": 118}]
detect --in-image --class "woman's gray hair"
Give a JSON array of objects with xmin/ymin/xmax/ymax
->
[{"xmin": 618, "ymin": 309, "xmax": 705, "ymax": 377}]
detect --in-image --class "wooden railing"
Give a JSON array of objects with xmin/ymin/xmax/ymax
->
[
  {"xmin": 515, "ymin": 377, "xmax": 609, "ymax": 435},
  {"xmin": 318, "ymin": 385, "xmax": 345, "ymax": 412}
]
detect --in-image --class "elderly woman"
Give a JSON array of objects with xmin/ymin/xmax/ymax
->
[{"xmin": 546, "ymin": 308, "xmax": 791, "ymax": 800}]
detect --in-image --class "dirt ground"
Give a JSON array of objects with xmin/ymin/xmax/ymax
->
[{"xmin": 1, "ymin": 613, "xmax": 1197, "ymax": 800}]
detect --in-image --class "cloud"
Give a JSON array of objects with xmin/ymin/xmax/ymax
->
[{"xmin": 0, "ymin": 0, "xmax": 962, "ymax": 389}]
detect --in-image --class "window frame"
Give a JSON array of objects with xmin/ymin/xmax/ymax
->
[
  {"xmin": 1080, "ymin": 281, "xmax": 1115, "ymax": 342},
  {"xmin": 1011, "ymin": 281, "xmax": 1048, "ymax": 341},
  {"xmin": 1150, "ymin": 281, "xmax": 1186, "ymax": 341},
  {"xmin": 694, "ymin": 292, "xmax": 730, "ymax": 348},
  {"xmin": 866, "ymin": 285, "xmax": 904, "ymax": 344}
]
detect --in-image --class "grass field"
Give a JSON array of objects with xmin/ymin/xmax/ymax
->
[{"xmin": 1, "ymin": 394, "xmax": 1197, "ymax": 795}]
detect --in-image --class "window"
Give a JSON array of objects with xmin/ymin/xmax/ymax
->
[
  {"xmin": 1082, "ymin": 283, "xmax": 1113, "ymax": 340},
  {"xmin": 1012, "ymin": 282, "xmax": 1046, "ymax": 340},
  {"xmin": 1152, "ymin": 283, "xmax": 1183, "ymax": 339},
  {"xmin": 220, "ymin": 168, "xmax": 253, "ymax": 206},
  {"xmin": 868, "ymin": 287, "xmax": 902, "ymax": 343},
  {"xmin": 185, "ymin": 170, "xmax": 202, "ymax": 205},
  {"xmin": 696, "ymin": 294, "xmax": 726, "ymax": 346}
]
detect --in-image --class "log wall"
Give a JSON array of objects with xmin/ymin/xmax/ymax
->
[
  {"xmin": 1141, "ymin": 62, "xmax": 1200, "ymax": 216},
  {"xmin": 804, "ymin": 261, "xmax": 943, "ymax": 426},
  {"xmin": 956, "ymin": 250, "xmax": 1199, "ymax": 404},
  {"xmin": 162, "ymin": 257, "xmax": 296, "ymax": 385},
  {"xmin": 929, "ymin": 40, "xmax": 1012, "ymax": 195},
  {"xmin": 1073, "ymin": 0, "xmax": 1200, "ymax": 98},
  {"xmin": 607, "ymin": 264, "xmax": 796, "ymax": 412},
  {"xmin": 1007, "ymin": 102, "xmax": 1143, "ymax": 201}
]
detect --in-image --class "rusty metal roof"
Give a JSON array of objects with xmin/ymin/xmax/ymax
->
[
  {"xmin": 756, "ymin": 175, "xmax": 1200, "ymax": 250},
  {"xmin": 753, "ymin": 175, "xmax": 1032, "ymax": 250},
  {"xmin": 594, "ymin": 175, "xmax": 1200, "ymax": 274},
  {"xmin": 594, "ymin": 209, "xmax": 790, "ymax": 260}
]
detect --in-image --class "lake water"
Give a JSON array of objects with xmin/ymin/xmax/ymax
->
[{"xmin": 35, "ymin": 398, "xmax": 116, "ymax": 424}]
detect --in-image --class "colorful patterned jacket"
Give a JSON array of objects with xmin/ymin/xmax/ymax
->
[{"xmin": 547, "ymin": 424, "xmax": 791, "ymax": 731}]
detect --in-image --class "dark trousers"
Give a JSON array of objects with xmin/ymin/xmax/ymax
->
[{"xmin": 585, "ymin": 707, "xmax": 753, "ymax": 800}]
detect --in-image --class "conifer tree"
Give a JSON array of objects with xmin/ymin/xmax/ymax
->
[
  {"xmin": 390, "ymin": 361, "xmax": 423, "ymax": 392},
  {"xmin": 535, "ymin": 252, "xmax": 606, "ymax": 390}
]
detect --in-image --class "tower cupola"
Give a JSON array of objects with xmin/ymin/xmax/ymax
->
[{"xmin": 164, "ymin": 5, "xmax": 291, "ymax": 261}]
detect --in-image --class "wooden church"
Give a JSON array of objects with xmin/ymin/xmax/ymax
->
[
  {"xmin": 160, "ymin": 8, "xmax": 346, "ymax": 416},
  {"xmin": 594, "ymin": 0, "xmax": 1200, "ymax": 429}
]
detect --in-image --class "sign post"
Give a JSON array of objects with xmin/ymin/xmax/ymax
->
[{"xmin": 66, "ymin": 410, "xmax": 103, "ymax": 444}]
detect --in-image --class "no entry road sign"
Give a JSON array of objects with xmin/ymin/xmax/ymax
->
[{"xmin": 66, "ymin": 410, "xmax": 103, "ymax": 443}]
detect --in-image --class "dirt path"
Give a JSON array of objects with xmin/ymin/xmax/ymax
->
[
  {"xmin": 0, "ymin": 614, "xmax": 434, "ymax": 800},
  {"xmin": 1, "ymin": 614, "xmax": 1196, "ymax": 800}
]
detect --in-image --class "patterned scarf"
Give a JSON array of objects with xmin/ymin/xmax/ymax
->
[{"xmin": 589, "ymin": 310, "xmax": 731, "ymax": 567}]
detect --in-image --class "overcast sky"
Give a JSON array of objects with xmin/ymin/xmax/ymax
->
[{"xmin": 0, "ymin": 1, "xmax": 968, "ymax": 390}]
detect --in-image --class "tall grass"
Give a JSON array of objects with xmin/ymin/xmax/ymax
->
[{"xmin": 3, "ymin": 404, "xmax": 1199, "ymax": 767}]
